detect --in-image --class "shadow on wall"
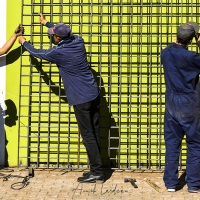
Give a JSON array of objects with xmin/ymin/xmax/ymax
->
[
  {"xmin": 91, "ymin": 68, "xmax": 119, "ymax": 169},
  {"xmin": 30, "ymin": 55, "xmax": 67, "ymax": 102},
  {"xmin": 4, "ymin": 99, "xmax": 18, "ymax": 127},
  {"xmin": 6, "ymin": 46, "xmax": 25, "ymax": 66},
  {"xmin": 0, "ymin": 45, "xmax": 25, "ymax": 68},
  {"xmin": 0, "ymin": 100, "xmax": 18, "ymax": 167},
  {"xmin": 0, "ymin": 45, "xmax": 22, "ymax": 166},
  {"xmin": 0, "ymin": 104, "xmax": 5, "ymax": 166},
  {"xmin": 29, "ymin": 56, "xmax": 119, "ymax": 169}
]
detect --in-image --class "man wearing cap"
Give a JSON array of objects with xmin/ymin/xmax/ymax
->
[
  {"xmin": 18, "ymin": 13, "xmax": 104, "ymax": 183},
  {"xmin": 161, "ymin": 22, "xmax": 200, "ymax": 193}
]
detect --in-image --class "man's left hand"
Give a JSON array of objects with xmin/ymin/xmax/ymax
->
[{"xmin": 18, "ymin": 36, "xmax": 26, "ymax": 44}]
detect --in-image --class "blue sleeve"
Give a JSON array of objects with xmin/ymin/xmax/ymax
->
[
  {"xmin": 23, "ymin": 41, "xmax": 57, "ymax": 63},
  {"xmin": 45, "ymin": 22, "xmax": 54, "ymax": 28},
  {"xmin": 190, "ymin": 53, "xmax": 200, "ymax": 72}
]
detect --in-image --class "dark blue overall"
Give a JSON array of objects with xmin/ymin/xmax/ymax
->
[{"xmin": 161, "ymin": 43, "xmax": 200, "ymax": 190}]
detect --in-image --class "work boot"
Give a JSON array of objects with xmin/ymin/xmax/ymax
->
[{"xmin": 77, "ymin": 173, "xmax": 104, "ymax": 183}]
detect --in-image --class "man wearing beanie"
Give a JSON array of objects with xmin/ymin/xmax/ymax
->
[
  {"xmin": 161, "ymin": 22, "xmax": 200, "ymax": 193},
  {"xmin": 18, "ymin": 13, "xmax": 104, "ymax": 183}
]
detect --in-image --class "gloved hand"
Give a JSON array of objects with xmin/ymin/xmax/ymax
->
[{"xmin": 15, "ymin": 24, "xmax": 24, "ymax": 36}]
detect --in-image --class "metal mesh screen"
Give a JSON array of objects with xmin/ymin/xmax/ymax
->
[{"xmin": 18, "ymin": 0, "xmax": 199, "ymax": 170}]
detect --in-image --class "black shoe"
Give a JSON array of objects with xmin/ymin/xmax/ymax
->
[
  {"xmin": 188, "ymin": 188, "xmax": 200, "ymax": 193},
  {"xmin": 77, "ymin": 174, "xmax": 104, "ymax": 183},
  {"xmin": 82, "ymin": 171, "xmax": 91, "ymax": 177}
]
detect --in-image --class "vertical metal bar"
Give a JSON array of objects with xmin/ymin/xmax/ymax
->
[
  {"xmin": 127, "ymin": 0, "xmax": 133, "ymax": 169},
  {"xmin": 108, "ymin": 0, "xmax": 114, "ymax": 169},
  {"xmin": 60, "ymin": 0, "xmax": 63, "ymax": 22},
  {"xmin": 169, "ymin": 0, "xmax": 173, "ymax": 43},
  {"xmin": 76, "ymin": 0, "xmax": 85, "ymax": 169},
  {"xmin": 69, "ymin": 0, "xmax": 73, "ymax": 28},
  {"xmin": 147, "ymin": 0, "xmax": 153, "ymax": 170},
  {"xmin": 46, "ymin": 0, "xmax": 53, "ymax": 168},
  {"xmin": 39, "ymin": 0, "xmax": 47, "ymax": 168},
  {"xmin": 117, "ymin": 0, "xmax": 123, "ymax": 168},
  {"xmin": 66, "ymin": 0, "xmax": 72, "ymax": 170},
  {"xmin": 137, "ymin": 0, "xmax": 143, "ymax": 169},
  {"xmin": 33, "ymin": 0, "xmax": 42, "ymax": 168},
  {"xmin": 18, "ymin": 0, "xmax": 25, "ymax": 167},
  {"xmin": 89, "ymin": 0, "xmax": 93, "ymax": 56},
  {"xmin": 67, "ymin": 105, "xmax": 71, "ymax": 169},
  {"xmin": 47, "ymin": 62, "xmax": 52, "ymax": 168},
  {"xmin": 79, "ymin": 0, "xmax": 83, "ymax": 36},
  {"xmin": 56, "ymin": 0, "xmax": 64, "ymax": 168},
  {"xmin": 29, "ymin": 0, "xmax": 37, "ymax": 168},
  {"xmin": 108, "ymin": 0, "xmax": 113, "ymax": 168},
  {"xmin": 158, "ymin": 0, "xmax": 163, "ymax": 170},
  {"xmin": 98, "ymin": 0, "xmax": 103, "ymax": 88}
]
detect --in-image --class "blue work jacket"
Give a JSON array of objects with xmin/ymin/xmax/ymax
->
[
  {"xmin": 161, "ymin": 42, "xmax": 200, "ymax": 96},
  {"xmin": 22, "ymin": 25, "xmax": 99, "ymax": 106}
]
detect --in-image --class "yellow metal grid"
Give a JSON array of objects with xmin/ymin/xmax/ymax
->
[{"xmin": 18, "ymin": 0, "xmax": 200, "ymax": 170}]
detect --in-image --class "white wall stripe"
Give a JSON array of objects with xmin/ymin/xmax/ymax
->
[
  {"xmin": 0, "ymin": 0, "xmax": 6, "ymax": 107},
  {"xmin": 0, "ymin": 0, "xmax": 7, "ymax": 166}
]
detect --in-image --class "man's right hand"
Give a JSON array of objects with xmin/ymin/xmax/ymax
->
[
  {"xmin": 197, "ymin": 35, "xmax": 200, "ymax": 42},
  {"xmin": 39, "ymin": 13, "xmax": 47, "ymax": 25},
  {"xmin": 15, "ymin": 24, "xmax": 24, "ymax": 36}
]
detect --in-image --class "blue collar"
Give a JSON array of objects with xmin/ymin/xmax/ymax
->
[
  {"xmin": 58, "ymin": 35, "xmax": 75, "ymax": 46},
  {"xmin": 171, "ymin": 42, "xmax": 188, "ymax": 50}
]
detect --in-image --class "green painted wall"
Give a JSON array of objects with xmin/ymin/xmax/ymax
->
[{"xmin": 6, "ymin": 0, "xmax": 22, "ymax": 166}]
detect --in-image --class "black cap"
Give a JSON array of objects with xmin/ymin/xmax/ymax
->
[
  {"xmin": 177, "ymin": 22, "xmax": 199, "ymax": 43},
  {"xmin": 187, "ymin": 22, "xmax": 199, "ymax": 34}
]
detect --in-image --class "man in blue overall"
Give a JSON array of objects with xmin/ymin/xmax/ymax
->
[
  {"xmin": 161, "ymin": 22, "xmax": 200, "ymax": 193},
  {"xmin": 18, "ymin": 14, "xmax": 104, "ymax": 183}
]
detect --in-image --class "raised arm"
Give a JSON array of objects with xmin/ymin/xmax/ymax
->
[
  {"xmin": 0, "ymin": 25, "xmax": 24, "ymax": 56},
  {"xmin": 39, "ymin": 13, "xmax": 54, "ymax": 28}
]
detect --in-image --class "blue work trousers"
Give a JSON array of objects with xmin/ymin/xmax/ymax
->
[
  {"xmin": 164, "ymin": 92, "xmax": 200, "ymax": 190},
  {"xmin": 73, "ymin": 95, "xmax": 103, "ymax": 176}
]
